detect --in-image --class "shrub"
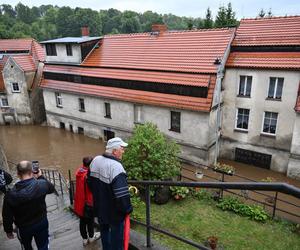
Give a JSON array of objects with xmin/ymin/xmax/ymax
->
[
  {"xmin": 170, "ymin": 186, "xmax": 189, "ymax": 199},
  {"xmin": 123, "ymin": 122, "xmax": 180, "ymax": 181},
  {"xmin": 217, "ymin": 196, "xmax": 269, "ymax": 222}
]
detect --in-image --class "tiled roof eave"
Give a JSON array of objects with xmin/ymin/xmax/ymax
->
[{"xmin": 226, "ymin": 65, "xmax": 300, "ymax": 70}]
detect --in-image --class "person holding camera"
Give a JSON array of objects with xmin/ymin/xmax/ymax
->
[{"xmin": 2, "ymin": 160, "xmax": 55, "ymax": 250}]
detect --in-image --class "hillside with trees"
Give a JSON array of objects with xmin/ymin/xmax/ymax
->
[{"xmin": 0, "ymin": 3, "xmax": 245, "ymax": 41}]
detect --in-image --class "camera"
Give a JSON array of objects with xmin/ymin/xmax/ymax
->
[{"xmin": 32, "ymin": 160, "xmax": 40, "ymax": 174}]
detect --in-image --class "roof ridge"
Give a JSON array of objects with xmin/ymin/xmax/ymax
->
[{"xmin": 241, "ymin": 15, "xmax": 300, "ymax": 21}]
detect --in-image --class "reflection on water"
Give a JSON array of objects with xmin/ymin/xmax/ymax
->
[{"xmin": 0, "ymin": 125, "xmax": 104, "ymax": 177}]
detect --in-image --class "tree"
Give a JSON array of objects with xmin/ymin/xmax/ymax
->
[
  {"xmin": 140, "ymin": 11, "xmax": 163, "ymax": 32},
  {"xmin": 226, "ymin": 2, "xmax": 237, "ymax": 26},
  {"xmin": 267, "ymin": 8, "xmax": 273, "ymax": 17},
  {"xmin": 258, "ymin": 9, "xmax": 266, "ymax": 18},
  {"xmin": 204, "ymin": 7, "xmax": 213, "ymax": 28},
  {"xmin": 120, "ymin": 10, "xmax": 141, "ymax": 33},
  {"xmin": 215, "ymin": 5, "xmax": 227, "ymax": 28},
  {"xmin": 186, "ymin": 18, "xmax": 194, "ymax": 30},
  {"xmin": 123, "ymin": 123, "xmax": 180, "ymax": 181}
]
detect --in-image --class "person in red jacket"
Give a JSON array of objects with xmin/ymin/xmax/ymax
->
[{"xmin": 74, "ymin": 156, "xmax": 100, "ymax": 246}]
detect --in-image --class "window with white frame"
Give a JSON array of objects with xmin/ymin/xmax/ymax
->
[
  {"xmin": 262, "ymin": 112, "xmax": 278, "ymax": 135},
  {"xmin": 11, "ymin": 82, "xmax": 20, "ymax": 93},
  {"xmin": 134, "ymin": 104, "xmax": 143, "ymax": 124},
  {"xmin": 268, "ymin": 77, "xmax": 284, "ymax": 99},
  {"xmin": 55, "ymin": 92, "xmax": 62, "ymax": 107},
  {"xmin": 79, "ymin": 98, "xmax": 85, "ymax": 112},
  {"xmin": 1, "ymin": 97, "xmax": 9, "ymax": 107},
  {"xmin": 238, "ymin": 75, "xmax": 252, "ymax": 97},
  {"xmin": 104, "ymin": 102, "xmax": 111, "ymax": 118},
  {"xmin": 235, "ymin": 108, "xmax": 250, "ymax": 130}
]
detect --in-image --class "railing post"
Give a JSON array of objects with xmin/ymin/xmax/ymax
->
[
  {"xmin": 145, "ymin": 184, "xmax": 151, "ymax": 248},
  {"xmin": 52, "ymin": 171, "xmax": 56, "ymax": 186},
  {"xmin": 68, "ymin": 170, "xmax": 73, "ymax": 205},
  {"xmin": 220, "ymin": 173, "xmax": 225, "ymax": 199},
  {"xmin": 59, "ymin": 173, "xmax": 63, "ymax": 196},
  {"xmin": 272, "ymin": 191, "xmax": 278, "ymax": 219}
]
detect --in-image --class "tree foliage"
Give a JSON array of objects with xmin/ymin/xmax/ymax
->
[
  {"xmin": 123, "ymin": 122, "xmax": 180, "ymax": 181},
  {"xmin": 215, "ymin": 3, "xmax": 237, "ymax": 28}
]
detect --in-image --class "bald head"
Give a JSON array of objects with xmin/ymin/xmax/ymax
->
[{"xmin": 17, "ymin": 161, "xmax": 33, "ymax": 177}]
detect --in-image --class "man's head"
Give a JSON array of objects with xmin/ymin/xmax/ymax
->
[
  {"xmin": 105, "ymin": 137, "xmax": 128, "ymax": 160},
  {"xmin": 83, "ymin": 156, "xmax": 93, "ymax": 168},
  {"xmin": 17, "ymin": 161, "xmax": 33, "ymax": 180}
]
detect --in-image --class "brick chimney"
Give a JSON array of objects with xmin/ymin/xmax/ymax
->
[
  {"xmin": 151, "ymin": 24, "xmax": 167, "ymax": 34},
  {"xmin": 81, "ymin": 26, "xmax": 90, "ymax": 37}
]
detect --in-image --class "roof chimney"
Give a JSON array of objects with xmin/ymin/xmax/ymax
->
[
  {"xmin": 81, "ymin": 26, "xmax": 90, "ymax": 37},
  {"xmin": 151, "ymin": 24, "xmax": 167, "ymax": 35}
]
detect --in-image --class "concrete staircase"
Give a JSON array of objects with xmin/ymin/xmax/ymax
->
[{"xmin": 0, "ymin": 194, "xmax": 101, "ymax": 250}]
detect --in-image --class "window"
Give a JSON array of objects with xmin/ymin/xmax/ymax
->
[
  {"xmin": 60, "ymin": 122, "xmax": 65, "ymax": 129},
  {"xmin": 78, "ymin": 127, "xmax": 84, "ymax": 134},
  {"xmin": 11, "ymin": 82, "xmax": 20, "ymax": 93},
  {"xmin": 262, "ymin": 112, "xmax": 278, "ymax": 135},
  {"xmin": 79, "ymin": 98, "xmax": 85, "ymax": 112},
  {"xmin": 45, "ymin": 44, "xmax": 57, "ymax": 56},
  {"xmin": 268, "ymin": 77, "xmax": 284, "ymax": 99},
  {"xmin": 134, "ymin": 105, "xmax": 143, "ymax": 124},
  {"xmin": 170, "ymin": 111, "xmax": 181, "ymax": 133},
  {"xmin": 66, "ymin": 44, "xmax": 73, "ymax": 56},
  {"xmin": 55, "ymin": 92, "xmax": 62, "ymax": 107},
  {"xmin": 104, "ymin": 102, "xmax": 111, "ymax": 118},
  {"xmin": 235, "ymin": 108, "xmax": 250, "ymax": 130},
  {"xmin": 1, "ymin": 97, "xmax": 9, "ymax": 107},
  {"xmin": 238, "ymin": 76, "xmax": 252, "ymax": 97}
]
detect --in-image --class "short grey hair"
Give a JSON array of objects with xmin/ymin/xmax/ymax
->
[{"xmin": 17, "ymin": 161, "xmax": 32, "ymax": 176}]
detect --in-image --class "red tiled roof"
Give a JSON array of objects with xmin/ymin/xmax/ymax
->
[
  {"xmin": 232, "ymin": 16, "xmax": 300, "ymax": 46},
  {"xmin": 40, "ymin": 76, "xmax": 216, "ymax": 112},
  {"xmin": 0, "ymin": 39, "xmax": 33, "ymax": 51},
  {"xmin": 44, "ymin": 64, "xmax": 210, "ymax": 87},
  {"xmin": 12, "ymin": 55, "xmax": 36, "ymax": 72},
  {"xmin": 0, "ymin": 56, "xmax": 8, "ymax": 92},
  {"xmin": 296, "ymin": 82, "xmax": 300, "ymax": 113},
  {"xmin": 31, "ymin": 40, "xmax": 45, "ymax": 62},
  {"xmin": 82, "ymin": 28, "xmax": 234, "ymax": 74},
  {"xmin": 226, "ymin": 52, "xmax": 300, "ymax": 69}
]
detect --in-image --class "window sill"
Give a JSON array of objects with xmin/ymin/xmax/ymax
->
[
  {"xmin": 104, "ymin": 116, "xmax": 112, "ymax": 119},
  {"xmin": 237, "ymin": 95, "xmax": 251, "ymax": 98},
  {"xmin": 134, "ymin": 121, "xmax": 144, "ymax": 125},
  {"xmin": 169, "ymin": 128, "xmax": 180, "ymax": 133},
  {"xmin": 266, "ymin": 98, "xmax": 282, "ymax": 102},
  {"xmin": 234, "ymin": 128, "xmax": 248, "ymax": 133},
  {"xmin": 260, "ymin": 133, "xmax": 276, "ymax": 138},
  {"xmin": 79, "ymin": 109, "xmax": 86, "ymax": 112},
  {"xmin": 56, "ymin": 105, "xmax": 63, "ymax": 108},
  {"xmin": 12, "ymin": 91, "xmax": 21, "ymax": 93}
]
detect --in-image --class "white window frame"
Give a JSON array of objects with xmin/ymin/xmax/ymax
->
[
  {"xmin": 0, "ymin": 97, "xmax": 9, "ymax": 107},
  {"xmin": 267, "ymin": 77, "xmax": 284, "ymax": 99},
  {"xmin": 104, "ymin": 102, "xmax": 111, "ymax": 118},
  {"xmin": 170, "ymin": 111, "xmax": 181, "ymax": 133},
  {"xmin": 78, "ymin": 98, "xmax": 85, "ymax": 112},
  {"xmin": 261, "ymin": 111, "xmax": 278, "ymax": 136},
  {"xmin": 238, "ymin": 75, "xmax": 252, "ymax": 97},
  {"xmin": 11, "ymin": 82, "xmax": 20, "ymax": 93},
  {"xmin": 134, "ymin": 104, "xmax": 143, "ymax": 124},
  {"xmin": 55, "ymin": 92, "xmax": 62, "ymax": 108},
  {"xmin": 235, "ymin": 108, "xmax": 250, "ymax": 131}
]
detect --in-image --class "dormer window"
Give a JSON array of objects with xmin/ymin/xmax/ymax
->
[
  {"xmin": 66, "ymin": 44, "xmax": 73, "ymax": 56},
  {"xmin": 46, "ymin": 44, "xmax": 57, "ymax": 56}
]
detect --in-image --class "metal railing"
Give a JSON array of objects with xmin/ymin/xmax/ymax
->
[
  {"xmin": 181, "ymin": 164, "xmax": 300, "ymax": 221},
  {"xmin": 68, "ymin": 174, "xmax": 300, "ymax": 249}
]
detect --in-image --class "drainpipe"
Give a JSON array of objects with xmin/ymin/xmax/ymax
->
[{"xmin": 213, "ymin": 28, "xmax": 236, "ymax": 166}]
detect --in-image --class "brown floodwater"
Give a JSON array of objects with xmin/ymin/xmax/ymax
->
[
  {"xmin": 0, "ymin": 125, "xmax": 104, "ymax": 178},
  {"xmin": 1, "ymin": 125, "xmax": 299, "ymax": 222}
]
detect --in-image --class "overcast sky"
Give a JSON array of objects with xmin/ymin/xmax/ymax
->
[{"xmin": 1, "ymin": 0, "xmax": 299, "ymax": 19}]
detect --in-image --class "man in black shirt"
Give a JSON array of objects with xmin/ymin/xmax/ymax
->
[{"xmin": 2, "ymin": 160, "xmax": 55, "ymax": 250}]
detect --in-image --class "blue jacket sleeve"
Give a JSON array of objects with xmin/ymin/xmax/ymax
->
[
  {"xmin": 112, "ymin": 173, "xmax": 133, "ymax": 215},
  {"xmin": 2, "ymin": 195, "xmax": 13, "ymax": 233}
]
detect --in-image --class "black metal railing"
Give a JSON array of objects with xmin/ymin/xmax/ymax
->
[
  {"xmin": 181, "ymin": 164, "xmax": 300, "ymax": 221},
  {"xmin": 67, "ymin": 174, "xmax": 300, "ymax": 249}
]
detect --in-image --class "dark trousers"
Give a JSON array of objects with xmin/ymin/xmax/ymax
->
[
  {"xmin": 79, "ymin": 217, "xmax": 94, "ymax": 239},
  {"xmin": 18, "ymin": 217, "xmax": 49, "ymax": 250},
  {"xmin": 99, "ymin": 220, "xmax": 124, "ymax": 250}
]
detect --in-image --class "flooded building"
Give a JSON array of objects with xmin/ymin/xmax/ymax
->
[
  {"xmin": 41, "ymin": 25, "xmax": 235, "ymax": 166},
  {"xmin": 0, "ymin": 39, "xmax": 45, "ymax": 125},
  {"xmin": 221, "ymin": 16, "xmax": 300, "ymax": 179}
]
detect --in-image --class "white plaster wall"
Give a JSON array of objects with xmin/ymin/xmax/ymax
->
[
  {"xmin": 43, "ymin": 44, "xmax": 82, "ymax": 64},
  {"xmin": 1, "ymin": 58, "xmax": 32, "ymax": 124},
  {"xmin": 221, "ymin": 68, "xmax": 300, "ymax": 173}
]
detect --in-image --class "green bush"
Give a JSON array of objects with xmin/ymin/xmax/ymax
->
[
  {"xmin": 130, "ymin": 195, "xmax": 145, "ymax": 221},
  {"xmin": 123, "ymin": 122, "xmax": 180, "ymax": 181},
  {"xmin": 217, "ymin": 196, "xmax": 269, "ymax": 222},
  {"xmin": 191, "ymin": 189, "xmax": 214, "ymax": 201},
  {"xmin": 170, "ymin": 186, "xmax": 189, "ymax": 199}
]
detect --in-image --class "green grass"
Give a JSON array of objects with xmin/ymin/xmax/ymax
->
[{"xmin": 131, "ymin": 196, "xmax": 300, "ymax": 250}]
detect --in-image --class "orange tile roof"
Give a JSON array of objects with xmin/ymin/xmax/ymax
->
[
  {"xmin": 232, "ymin": 16, "xmax": 300, "ymax": 46},
  {"xmin": 44, "ymin": 64, "xmax": 210, "ymax": 87},
  {"xmin": 0, "ymin": 56, "xmax": 8, "ymax": 92},
  {"xmin": 226, "ymin": 52, "xmax": 300, "ymax": 69},
  {"xmin": 40, "ymin": 76, "xmax": 216, "ymax": 112},
  {"xmin": 82, "ymin": 28, "xmax": 234, "ymax": 74},
  {"xmin": 12, "ymin": 55, "xmax": 36, "ymax": 72},
  {"xmin": 0, "ymin": 39, "xmax": 33, "ymax": 51},
  {"xmin": 31, "ymin": 40, "xmax": 45, "ymax": 62}
]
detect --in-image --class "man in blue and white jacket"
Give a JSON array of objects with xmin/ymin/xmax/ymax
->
[{"xmin": 89, "ymin": 137, "xmax": 132, "ymax": 250}]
